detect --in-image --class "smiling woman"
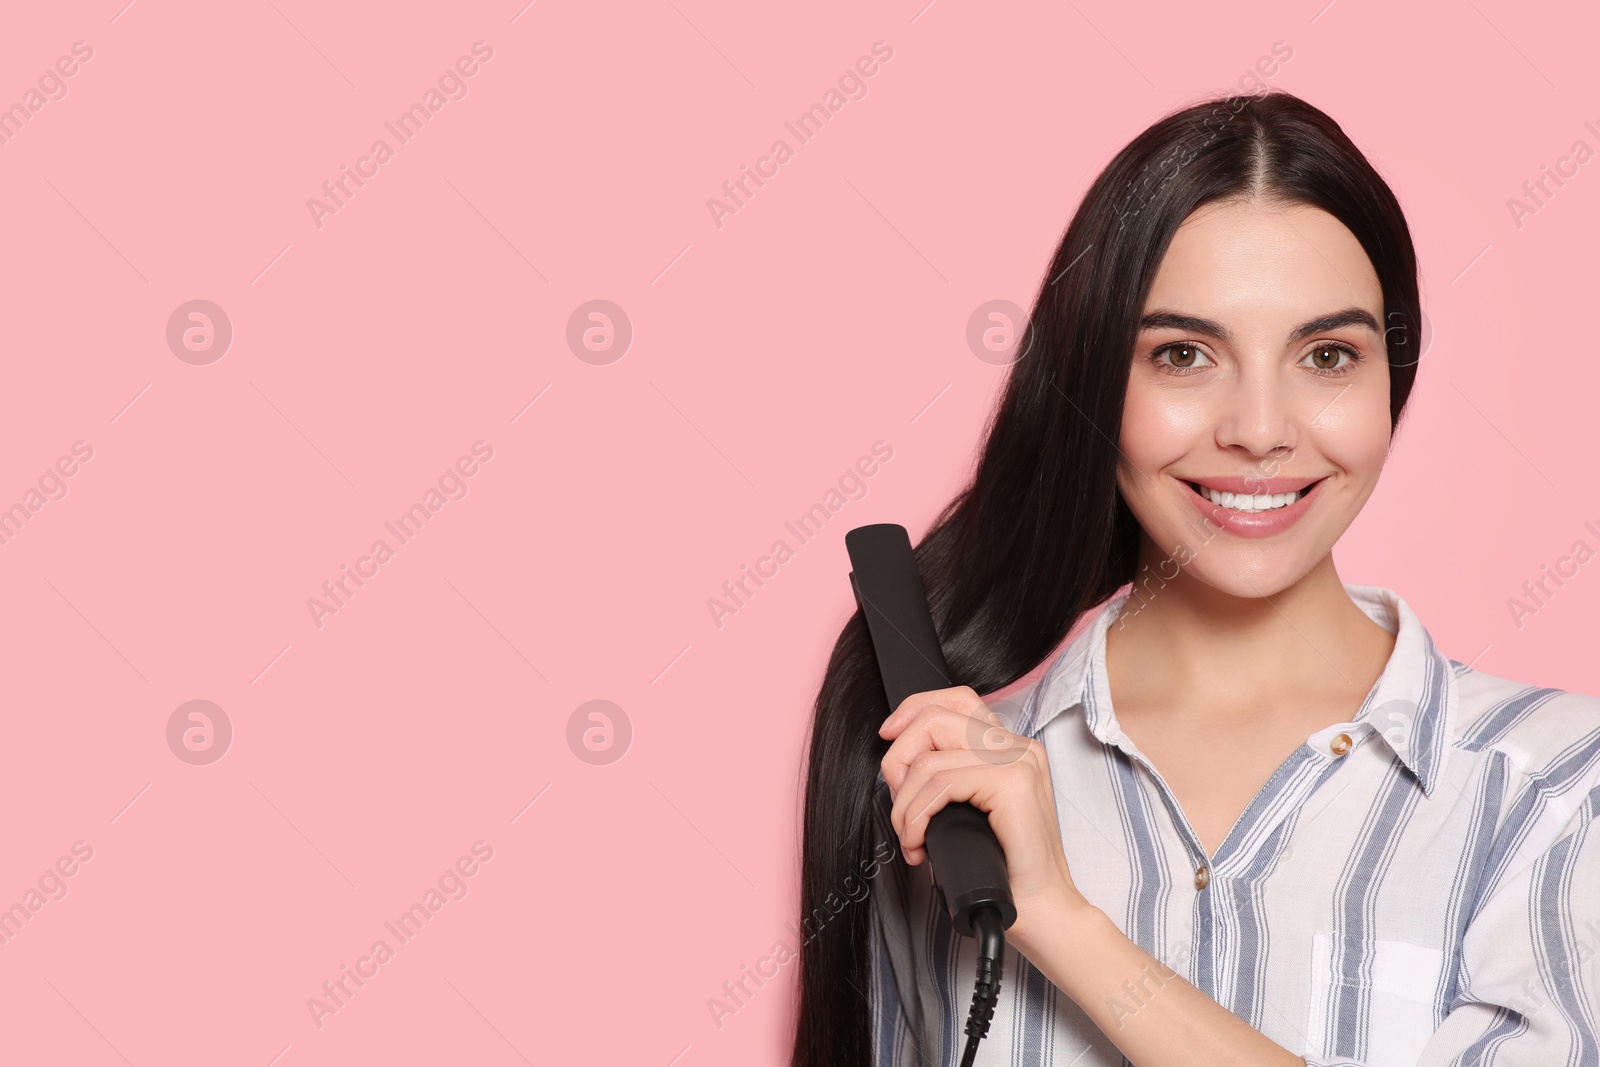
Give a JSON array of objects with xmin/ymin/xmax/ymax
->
[{"xmin": 792, "ymin": 90, "xmax": 1600, "ymax": 1067}]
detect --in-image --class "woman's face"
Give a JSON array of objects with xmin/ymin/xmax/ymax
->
[{"xmin": 1115, "ymin": 198, "xmax": 1392, "ymax": 598}]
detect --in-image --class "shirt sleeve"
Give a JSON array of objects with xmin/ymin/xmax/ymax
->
[{"xmin": 1306, "ymin": 762, "xmax": 1600, "ymax": 1066}]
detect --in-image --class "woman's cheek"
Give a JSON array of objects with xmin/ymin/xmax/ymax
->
[
  {"xmin": 1306, "ymin": 382, "xmax": 1391, "ymax": 489},
  {"xmin": 1121, "ymin": 373, "xmax": 1213, "ymax": 467},
  {"xmin": 1117, "ymin": 388, "xmax": 1202, "ymax": 523}
]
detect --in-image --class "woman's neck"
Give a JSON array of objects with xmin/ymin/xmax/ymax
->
[{"xmin": 1103, "ymin": 552, "xmax": 1397, "ymax": 729}]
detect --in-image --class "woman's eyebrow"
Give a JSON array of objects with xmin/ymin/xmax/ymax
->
[{"xmin": 1138, "ymin": 307, "xmax": 1383, "ymax": 343}]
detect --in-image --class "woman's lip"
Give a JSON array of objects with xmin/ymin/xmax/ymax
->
[{"xmin": 1180, "ymin": 475, "xmax": 1329, "ymax": 538}]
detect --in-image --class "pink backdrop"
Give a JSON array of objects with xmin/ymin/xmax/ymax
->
[{"xmin": 1, "ymin": 1, "xmax": 1596, "ymax": 1064}]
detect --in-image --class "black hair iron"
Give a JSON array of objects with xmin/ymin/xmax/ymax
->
[{"xmin": 845, "ymin": 523, "xmax": 1018, "ymax": 1067}]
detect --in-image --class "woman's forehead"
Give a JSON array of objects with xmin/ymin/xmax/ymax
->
[{"xmin": 1143, "ymin": 200, "xmax": 1383, "ymax": 327}]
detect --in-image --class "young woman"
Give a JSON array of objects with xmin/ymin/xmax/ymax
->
[{"xmin": 791, "ymin": 90, "xmax": 1600, "ymax": 1066}]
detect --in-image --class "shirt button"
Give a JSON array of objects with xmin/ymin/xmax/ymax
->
[
  {"xmin": 1330, "ymin": 732, "xmax": 1353, "ymax": 757},
  {"xmin": 1194, "ymin": 865, "xmax": 1210, "ymax": 890}
]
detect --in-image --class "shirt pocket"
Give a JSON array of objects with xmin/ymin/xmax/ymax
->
[{"xmin": 1304, "ymin": 931, "xmax": 1446, "ymax": 1067}]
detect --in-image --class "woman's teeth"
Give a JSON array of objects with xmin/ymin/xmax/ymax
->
[{"xmin": 1190, "ymin": 482, "xmax": 1314, "ymax": 513}]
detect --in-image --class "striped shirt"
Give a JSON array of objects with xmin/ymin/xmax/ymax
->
[{"xmin": 868, "ymin": 583, "xmax": 1600, "ymax": 1066}]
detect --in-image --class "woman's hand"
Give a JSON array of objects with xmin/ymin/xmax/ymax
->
[
  {"xmin": 880, "ymin": 690, "xmax": 1304, "ymax": 1065},
  {"xmin": 878, "ymin": 684, "xmax": 1097, "ymax": 952}
]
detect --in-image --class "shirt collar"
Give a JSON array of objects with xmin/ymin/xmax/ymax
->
[{"xmin": 1014, "ymin": 584, "xmax": 1455, "ymax": 798}]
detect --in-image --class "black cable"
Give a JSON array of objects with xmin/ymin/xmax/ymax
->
[{"xmin": 957, "ymin": 904, "xmax": 1005, "ymax": 1067}]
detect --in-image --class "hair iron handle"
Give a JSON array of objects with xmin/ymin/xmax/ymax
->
[{"xmin": 844, "ymin": 522, "xmax": 1018, "ymax": 938}]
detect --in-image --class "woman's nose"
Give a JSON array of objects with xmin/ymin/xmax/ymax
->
[{"xmin": 1214, "ymin": 366, "xmax": 1296, "ymax": 458}]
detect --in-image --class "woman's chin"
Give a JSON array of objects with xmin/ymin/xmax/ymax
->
[{"xmin": 1174, "ymin": 547, "xmax": 1326, "ymax": 602}]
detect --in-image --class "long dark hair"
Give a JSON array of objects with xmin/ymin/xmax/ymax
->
[{"xmin": 789, "ymin": 89, "xmax": 1425, "ymax": 1066}]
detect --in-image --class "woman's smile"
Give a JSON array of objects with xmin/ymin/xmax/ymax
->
[{"xmin": 1177, "ymin": 473, "xmax": 1332, "ymax": 538}]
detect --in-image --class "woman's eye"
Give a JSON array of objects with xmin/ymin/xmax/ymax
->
[
  {"xmin": 1151, "ymin": 343, "xmax": 1215, "ymax": 374},
  {"xmin": 1302, "ymin": 343, "xmax": 1363, "ymax": 376},
  {"xmin": 1148, "ymin": 342, "xmax": 1365, "ymax": 376}
]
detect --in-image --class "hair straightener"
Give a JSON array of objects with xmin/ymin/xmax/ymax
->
[{"xmin": 845, "ymin": 523, "xmax": 1018, "ymax": 1067}]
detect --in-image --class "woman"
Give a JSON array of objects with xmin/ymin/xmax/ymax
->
[{"xmin": 791, "ymin": 90, "xmax": 1600, "ymax": 1066}]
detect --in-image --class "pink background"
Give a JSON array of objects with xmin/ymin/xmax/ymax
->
[{"xmin": 1, "ymin": 1, "xmax": 1596, "ymax": 1064}]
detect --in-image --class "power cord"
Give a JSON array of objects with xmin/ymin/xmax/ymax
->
[{"xmin": 957, "ymin": 904, "xmax": 1005, "ymax": 1067}]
